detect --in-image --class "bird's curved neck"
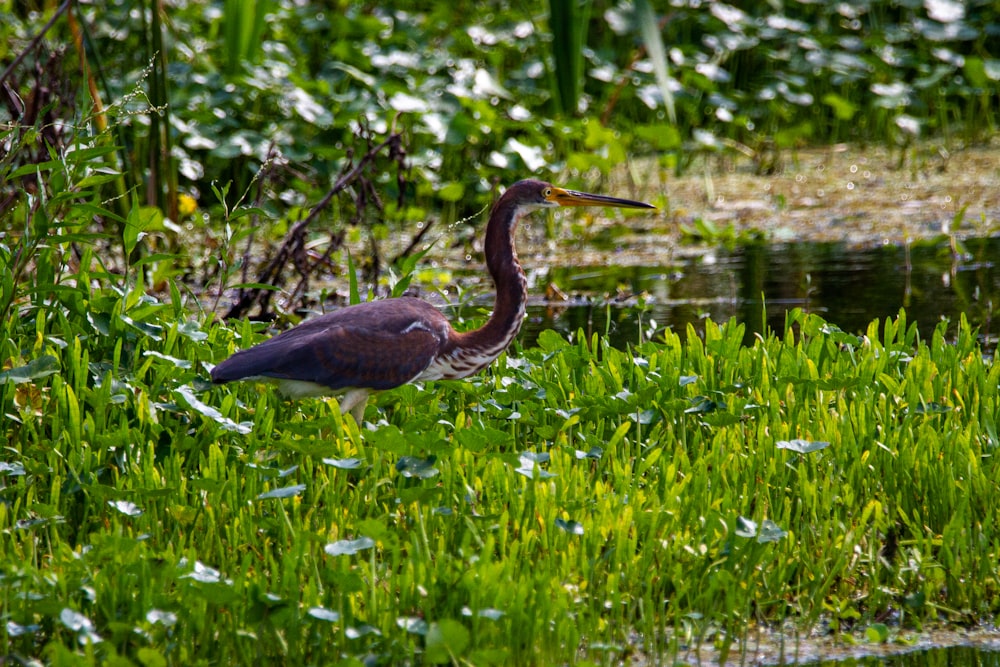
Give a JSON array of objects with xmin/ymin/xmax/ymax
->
[{"xmin": 459, "ymin": 197, "xmax": 527, "ymax": 356}]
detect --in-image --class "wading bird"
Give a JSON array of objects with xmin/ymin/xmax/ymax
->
[{"xmin": 211, "ymin": 179, "xmax": 655, "ymax": 423}]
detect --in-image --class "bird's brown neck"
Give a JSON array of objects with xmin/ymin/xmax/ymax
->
[{"xmin": 456, "ymin": 196, "xmax": 527, "ymax": 356}]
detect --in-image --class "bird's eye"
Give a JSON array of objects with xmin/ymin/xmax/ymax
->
[{"xmin": 543, "ymin": 187, "xmax": 552, "ymax": 198}]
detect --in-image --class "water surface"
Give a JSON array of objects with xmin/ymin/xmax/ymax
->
[
  {"xmin": 799, "ymin": 645, "xmax": 999, "ymax": 666},
  {"xmin": 520, "ymin": 236, "xmax": 999, "ymax": 350}
]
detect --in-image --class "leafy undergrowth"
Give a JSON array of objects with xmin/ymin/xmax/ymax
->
[{"xmin": 2, "ymin": 295, "xmax": 998, "ymax": 665}]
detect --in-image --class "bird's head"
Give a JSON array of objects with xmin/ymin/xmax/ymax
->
[{"xmin": 504, "ymin": 179, "xmax": 656, "ymax": 213}]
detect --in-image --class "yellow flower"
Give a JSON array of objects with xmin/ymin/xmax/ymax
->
[{"xmin": 178, "ymin": 193, "xmax": 198, "ymax": 217}]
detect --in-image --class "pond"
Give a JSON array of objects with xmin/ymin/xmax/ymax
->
[
  {"xmin": 672, "ymin": 632, "xmax": 1000, "ymax": 666},
  {"xmin": 415, "ymin": 147, "xmax": 999, "ymax": 353},
  {"xmin": 798, "ymin": 645, "xmax": 999, "ymax": 666},
  {"xmin": 521, "ymin": 235, "xmax": 999, "ymax": 351}
]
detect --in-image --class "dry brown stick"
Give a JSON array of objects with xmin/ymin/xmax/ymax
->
[
  {"xmin": 221, "ymin": 130, "xmax": 403, "ymax": 320},
  {"xmin": 0, "ymin": 0, "xmax": 72, "ymax": 87}
]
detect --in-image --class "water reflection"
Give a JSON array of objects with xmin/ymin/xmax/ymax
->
[
  {"xmin": 799, "ymin": 645, "xmax": 999, "ymax": 666},
  {"xmin": 524, "ymin": 237, "xmax": 998, "ymax": 350}
]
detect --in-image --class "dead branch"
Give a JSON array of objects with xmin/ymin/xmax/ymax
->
[{"xmin": 220, "ymin": 128, "xmax": 406, "ymax": 321}]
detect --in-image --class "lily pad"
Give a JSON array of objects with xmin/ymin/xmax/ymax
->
[
  {"xmin": 257, "ymin": 484, "xmax": 306, "ymax": 500},
  {"xmin": 0, "ymin": 356, "xmax": 60, "ymax": 384},
  {"xmin": 325, "ymin": 537, "xmax": 376, "ymax": 556},
  {"xmin": 108, "ymin": 500, "xmax": 143, "ymax": 516},
  {"xmin": 307, "ymin": 607, "xmax": 340, "ymax": 623},
  {"xmin": 322, "ymin": 457, "xmax": 363, "ymax": 469},
  {"xmin": 396, "ymin": 456, "xmax": 439, "ymax": 479},
  {"xmin": 776, "ymin": 439, "xmax": 831, "ymax": 454},
  {"xmin": 757, "ymin": 519, "xmax": 788, "ymax": 543}
]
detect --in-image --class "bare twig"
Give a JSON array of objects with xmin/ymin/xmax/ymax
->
[
  {"xmin": 221, "ymin": 129, "xmax": 405, "ymax": 321},
  {"xmin": 0, "ymin": 0, "xmax": 72, "ymax": 87}
]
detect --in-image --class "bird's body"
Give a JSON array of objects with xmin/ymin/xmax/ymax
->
[{"xmin": 211, "ymin": 179, "xmax": 654, "ymax": 422}]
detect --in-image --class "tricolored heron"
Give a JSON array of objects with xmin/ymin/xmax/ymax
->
[{"xmin": 211, "ymin": 179, "xmax": 655, "ymax": 423}]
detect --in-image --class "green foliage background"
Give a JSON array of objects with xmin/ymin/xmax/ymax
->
[{"xmin": 1, "ymin": 1, "xmax": 999, "ymax": 664}]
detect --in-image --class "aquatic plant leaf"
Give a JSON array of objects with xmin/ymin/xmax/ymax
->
[
  {"xmin": 124, "ymin": 195, "xmax": 157, "ymax": 258},
  {"xmin": 735, "ymin": 516, "xmax": 757, "ymax": 538},
  {"xmin": 776, "ymin": 439, "xmax": 830, "ymax": 454},
  {"xmin": 146, "ymin": 610, "xmax": 177, "ymax": 626},
  {"xmin": 555, "ymin": 518, "xmax": 585, "ymax": 535},
  {"xmin": 143, "ymin": 351, "xmax": 192, "ymax": 369},
  {"xmin": 322, "ymin": 457, "xmax": 363, "ymax": 469},
  {"xmin": 120, "ymin": 314, "xmax": 164, "ymax": 340},
  {"xmin": 7, "ymin": 620, "xmax": 40, "ymax": 636},
  {"xmin": 865, "ymin": 623, "xmax": 890, "ymax": 643},
  {"xmin": 175, "ymin": 385, "xmax": 253, "ymax": 434},
  {"xmin": 136, "ymin": 648, "xmax": 166, "ymax": 667},
  {"xmin": 325, "ymin": 537, "xmax": 376, "ymax": 556},
  {"xmin": 574, "ymin": 446, "xmax": 603, "ymax": 460},
  {"xmin": 59, "ymin": 609, "xmax": 102, "ymax": 644},
  {"xmin": 396, "ymin": 456, "xmax": 439, "ymax": 479},
  {"xmin": 536, "ymin": 329, "xmax": 567, "ymax": 352},
  {"xmin": 0, "ymin": 356, "xmax": 59, "ymax": 384},
  {"xmin": 182, "ymin": 561, "xmax": 227, "ymax": 584},
  {"xmin": 108, "ymin": 500, "xmax": 143, "ymax": 516},
  {"xmin": 0, "ymin": 461, "xmax": 26, "ymax": 476},
  {"xmin": 257, "ymin": 484, "xmax": 306, "ymax": 500},
  {"xmin": 631, "ymin": 409, "xmax": 659, "ymax": 424},
  {"xmin": 398, "ymin": 616, "xmax": 429, "ymax": 635},
  {"xmin": 506, "ymin": 137, "xmax": 546, "ymax": 172},
  {"xmin": 822, "ymin": 92, "xmax": 858, "ymax": 121},
  {"xmin": 345, "ymin": 624, "xmax": 382, "ymax": 638},
  {"xmin": 515, "ymin": 452, "xmax": 556, "ymax": 479},
  {"xmin": 425, "ymin": 619, "xmax": 470, "ymax": 664},
  {"xmin": 912, "ymin": 402, "xmax": 952, "ymax": 415},
  {"xmin": 686, "ymin": 396, "xmax": 723, "ymax": 414},
  {"xmin": 462, "ymin": 606, "xmax": 505, "ymax": 621},
  {"xmin": 635, "ymin": 0, "xmax": 676, "ymax": 122},
  {"xmin": 176, "ymin": 320, "xmax": 209, "ymax": 341},
  {"xmin": 307, "ymin": 607, "xmax": 340, "ymax": 623},
  {"xmin": 757, "ymin": 520, "xmax": 788, "ymax": 543}
]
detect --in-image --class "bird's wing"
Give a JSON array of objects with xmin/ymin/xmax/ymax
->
[{"xmin": 211, "ymin": 298, "xmax": 451, "ymax": 391}]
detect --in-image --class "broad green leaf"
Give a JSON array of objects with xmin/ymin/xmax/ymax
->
[
  {"xmin": 756, "ymin": 520, "xmax": 787, "ymax": 543},
  {"xmin": 108, "ymin": 500, "xmax": 143, "ymax": 517},
  {"xmin": 0, "ymin": 356, "xmax": 59, "ymax": 384},
  {"xmin": 396, "ymin": 455, "xmax": 439, "ymax": 479},
  {"xmin": 143, "ymin": 351, "xmax": 192, "ymax": 369},
  {"xmin": 776, "ymin": 439, "xmax": 830, "ymax": 454},
  {"xmin": 322, "ymin": 457, "xmax": 363, "ymax": 469},
  {"xmin": 175, "ymin": 385, "xmax": 252, "ymax": 434},
  {"xmin": 257, "ymin": 484, "xmax": 306, "ymax": 500},
  {"xmin": 735, "ymin": 516, "xmax": 757, "ymax": 538},
  {"xmin": 325, "ymin": 537, "xmax": 376, "ymax": 556},
  {"xmin": 425, "ymin": 619, "xmax": 470, "ymax": 664},
  {"xmin": 865, "ymin": 623, "xmax": 890, "ymax": 643},
  {"xmin": 308, "ymin": 607, "xmax": 340, "ymax": 622}
]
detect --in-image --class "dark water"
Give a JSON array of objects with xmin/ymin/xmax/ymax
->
[
  {"xmin": 523, "ymin": 236, "xmax": 999, "ymax": 350},
  {"xmin": 799, "ymin": 645, "xmax": 999, "ymax": 666}
]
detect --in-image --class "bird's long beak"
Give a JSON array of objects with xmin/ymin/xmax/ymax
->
[{"xmin": 547, "ymin": 187, "xmax": 656, "ymax": 210}]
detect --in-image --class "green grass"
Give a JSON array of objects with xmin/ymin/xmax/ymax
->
[
  {"xmin": 3, "ymin": 5, "xmax": 1000, "ymax": 661},
  {"xmin": 2, "ymin": 295, "xmax": 998, "ymax": 664}
]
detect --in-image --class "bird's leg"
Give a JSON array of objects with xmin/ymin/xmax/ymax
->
[{"xmin": 338, "ymin": 388, "xmax": 371, "ymax": 425}]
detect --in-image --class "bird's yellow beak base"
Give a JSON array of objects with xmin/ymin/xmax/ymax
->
[{"xmin": 546, "ymin": 186, "xmax": 656, "ymax": 210}]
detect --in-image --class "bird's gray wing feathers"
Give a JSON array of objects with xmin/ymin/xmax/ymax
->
[{"xmin": 211, "ymin": 299, "xmax": 450, "ymax": 391}]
